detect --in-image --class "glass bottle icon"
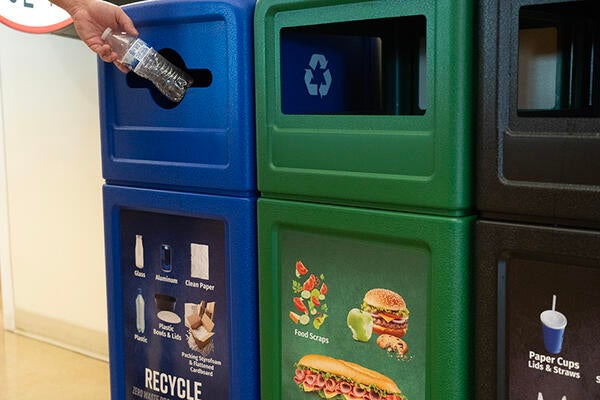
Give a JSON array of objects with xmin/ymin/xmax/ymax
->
[{"xmin": 135, "ymin": 235, "xmax": 144, "ymax": 269}]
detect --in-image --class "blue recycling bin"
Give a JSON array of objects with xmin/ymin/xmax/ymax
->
[
  {"xmin": 98, "ymin": 0, "xmax": 256, "ymax": 195},
  {"xmin": 103, "ymin": 184, "xmax": 259, "ymax": 400}
]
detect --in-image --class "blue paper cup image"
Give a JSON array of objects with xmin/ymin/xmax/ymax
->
[{"xmin": 540, "ymin": 310, "xmax": 567, "ymax": 354}]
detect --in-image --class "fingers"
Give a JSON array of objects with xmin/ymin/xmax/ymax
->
[
  {"xmin": 114, "ymin": 61, "xmax": 130, "ymax": 74},
  {"xmin": 90, "ymin": 43, "xmax": 118, "ymax": 63},
  {"xmin": 100, "ymin": 45, "xmax": 117, "ymax": 63},
  {"xmin": 96, "ymin": 43, "xmax": 129, "ymax": 74}
]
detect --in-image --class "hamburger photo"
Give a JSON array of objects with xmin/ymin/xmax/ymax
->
[
  {"xmin": 293, "ymin": 354, "xmax": 406, "ymax": 400},
  {"xmin": 361, "ymin": 288, "xmax": 409, "ymax": 338}
]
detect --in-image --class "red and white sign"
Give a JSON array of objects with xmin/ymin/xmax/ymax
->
[{"xmin": 1, "ymin": 0, "xmax": 72, "ymax": 34}]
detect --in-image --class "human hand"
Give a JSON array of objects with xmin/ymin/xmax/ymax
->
[{"xmin": 54, "ymin": 0, "xmax": 138, "ymax": 72}]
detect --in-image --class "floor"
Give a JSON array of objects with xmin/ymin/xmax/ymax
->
[{"xmin": 0, "ymin": 290, "xmax": 111, "ymax": 400}]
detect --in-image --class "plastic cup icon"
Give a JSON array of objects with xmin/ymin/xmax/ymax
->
[{"xmin": 540, "ymin": 310, "xmax": 567, "ymax": 354}]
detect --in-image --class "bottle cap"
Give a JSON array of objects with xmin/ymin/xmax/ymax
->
[{"xmin": 101, "ymin": 27, "xmax": 112, "ymax": 41}]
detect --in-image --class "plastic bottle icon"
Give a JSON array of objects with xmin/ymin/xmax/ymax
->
[
  {"xmin": 135, "ymin": 288, "xmax": 145, "ymax": 334},
  {"xmin": 135, "ymin": 235, "xmax": 144, "ymax": 269},
  {"xmin": 101, "ymin": 28, "xmax": 193, "ymax": 103}
]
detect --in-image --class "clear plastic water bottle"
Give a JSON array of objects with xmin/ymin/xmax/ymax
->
[
  {"xmin": 101, "ymin": 27, "xmax": 193, "ymax": 103},
  {"xmin": 135, "ymin": 288, "xmax": 145, "ymax": 334}
]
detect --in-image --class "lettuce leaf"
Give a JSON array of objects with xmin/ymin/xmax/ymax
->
[{"xmin": 362, "ymin": 302, "xmax": 410, "ymax": 319}]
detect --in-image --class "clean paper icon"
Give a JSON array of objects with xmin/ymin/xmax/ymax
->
[{"xmin": 191, "ymin": 243, "xmax": 209, "ymax": 280}]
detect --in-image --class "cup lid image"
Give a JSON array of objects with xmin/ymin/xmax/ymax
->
[{"xmin": 540, "ymin": 310, "xmax": 567, "ymax": 329}]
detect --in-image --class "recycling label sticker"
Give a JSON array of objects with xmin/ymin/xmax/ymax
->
[{"xmin": 119, "ymin": 210, "xmax": 230, "ymax": 400}]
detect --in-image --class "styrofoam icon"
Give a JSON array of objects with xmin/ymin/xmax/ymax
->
[
  {"xmin": 191, "ymin": 243, "xmax": 209, "ymax": 280},
  {"xmin": 304, "ymin": 53, "xmax": 332, "ymax": 98}
]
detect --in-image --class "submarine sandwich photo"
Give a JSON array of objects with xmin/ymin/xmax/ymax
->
[{"xmin": 293, "ymin": 354, "xmax": 407, "ymax": 400}]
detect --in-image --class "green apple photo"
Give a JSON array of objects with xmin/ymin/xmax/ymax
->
[{"xmin": 346, "ymin": 308, "xmax": 373, "ymax": 342}]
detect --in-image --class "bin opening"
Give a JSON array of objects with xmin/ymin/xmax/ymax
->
[
  {"xmin": 280, "ymin": 15, "xmax": 426, "ymax": 116},
  {"xmin": 126, "ymin": 48, "xmax": 213, "ymax": 109},
  {"xmin": 518, "ymin": 1, "xmax": 600, "ymax": 117}
]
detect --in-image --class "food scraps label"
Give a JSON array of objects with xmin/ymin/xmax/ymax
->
[{"xmin": 279, "ymin": 229, "xmax": 429, "ymax": 400}]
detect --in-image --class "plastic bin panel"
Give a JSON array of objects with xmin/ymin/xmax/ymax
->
[
  {"xmin": 255, "ymin": 0, "xmax": 473, "ymax": 215},
  {"xmin": 477, "ymin": 0, "xmax": 600, "ymax": 227},
  {"xmin": 476, "ymin": 220, "xmax": 600, "ymax": 400},
  {"xmin": 103, "ymin": 185, "xmax": 258, "ymax": 400},
  {"xmin": 280, "ymin": 31, "xmax": 383, "ymax": 115},
  {"xmin": 258, "ymin": 198, "xmax": 473, "ymax": 400},
  {"xmin": 99, "ymin": 0, "xmax": 255, "ymax": 194}
]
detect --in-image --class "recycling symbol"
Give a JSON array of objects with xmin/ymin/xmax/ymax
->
[{"xmin": 304, "ymin": 53, "xmax": 332, "ymax": 98}]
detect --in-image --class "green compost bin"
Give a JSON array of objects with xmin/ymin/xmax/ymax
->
[
  {"xmin": 258, "ymin": 198, "xmax": 474, "ymax": 400},
  {"xmin": 254, "ymin": 0, "xmax": 474, "ymax": 216}
]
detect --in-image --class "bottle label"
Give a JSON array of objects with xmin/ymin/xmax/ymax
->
[{"xmin": 122, "ymin": 38, "xmax": 151, "ymax": 69}]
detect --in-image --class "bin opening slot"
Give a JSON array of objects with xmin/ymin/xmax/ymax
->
[
  {"xmin": 518, "ymin": 1, "xmax": 600, "ymax": 117},
  {"xmin": 280, "ymin": 15, "xmax": 426, "ymax": 116},
  {"xmin": 126, "ymin": 48, "xmax": 212, "ymax": 109}
]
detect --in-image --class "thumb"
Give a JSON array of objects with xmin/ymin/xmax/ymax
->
[{"xmin": 117, "ymin": 12, "xmax": 138, "ymax": 36}]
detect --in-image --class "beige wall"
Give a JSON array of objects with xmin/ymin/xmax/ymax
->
[{"xmin": 0, "ymin": 25, "xmax": 108, "ymax": 358}]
